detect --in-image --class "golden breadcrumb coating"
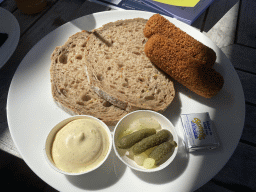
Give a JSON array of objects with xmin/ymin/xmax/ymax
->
[
  {"xmin": 145, "ymin": 34, "xmax": 224, "ymax": 98},
  {"xmin": 144, "ymin": 14, "xmax": 216, "ymax": 67}
]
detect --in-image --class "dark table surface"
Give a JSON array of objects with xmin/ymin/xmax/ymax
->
[{"xmin": 0, "ymin": 0, "xmax": 255, "ymax": 191}]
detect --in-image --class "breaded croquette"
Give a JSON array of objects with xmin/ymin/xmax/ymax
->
[
  {"xmin": 144, "ymin": 34, "xmax": 224, "ymax": 98},
  {"xmin": 144, "ymin": 14, "xmax": 216, "ymax": 67}
]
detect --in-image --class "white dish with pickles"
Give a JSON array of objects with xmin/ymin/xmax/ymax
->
[{"xmin": 113, "ymin": 110, "xmax": 178, "ymax": 172}]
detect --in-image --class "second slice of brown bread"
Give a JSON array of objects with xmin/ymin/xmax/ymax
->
[{"xmin": 85, "ymin": 18, "xmax": 175, "ymax": 112}]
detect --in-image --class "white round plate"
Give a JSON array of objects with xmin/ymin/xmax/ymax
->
[
  {"xmin": 7, "ymin": 10, "xmax": 245, "ymax": 192},
  {"xmin": 0, "ymin": 7, "xmax": 20, "ymax": 68}
]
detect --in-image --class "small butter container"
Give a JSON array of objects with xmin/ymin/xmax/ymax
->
[{"xmin": 180, "ymin": 112, "xmax": 220, "ymax": 152}]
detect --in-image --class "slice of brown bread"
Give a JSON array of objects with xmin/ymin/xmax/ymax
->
[
  {"xmin": 85, "ymin": 18, "xmax": 175, "ymax": 112},
  {"xmin": 50, "ymin": 30, "xmax": 127, "ymax": 125}
]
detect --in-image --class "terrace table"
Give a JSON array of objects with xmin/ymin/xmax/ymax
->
[{"xmin": 0, "ymin": 0, "xmax": 255, "ymax": 191}]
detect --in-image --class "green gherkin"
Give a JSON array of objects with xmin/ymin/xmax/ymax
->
[
  {"xmin": 132, "ymin": 129, "xmax": 171, "ymax": 155},
  {"xmin": 117, "ymin": 128, "xmax": 156, "ymax": 149},
  {"xmin": 149, "ymin": 141, "xmax": 177, "ymax": 165}
]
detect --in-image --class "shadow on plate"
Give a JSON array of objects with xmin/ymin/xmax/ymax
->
[
  {"xmin": 162, "ymin": 90, "xmax": 182, "ymax": 127},
  {"xmin": 161, "ymin": 62, "xmax": 234, "ymax": 127},
  {"xmin": 66, "ymin": 149, "xmax": 126, "ymax": 190},
  {"xmin": 131, "ymin": 135, "xmax": 189, "ymax": 184},
  {"xmin": 169, "ymin": 62, "xmax": 235, "ymax": 113}
]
